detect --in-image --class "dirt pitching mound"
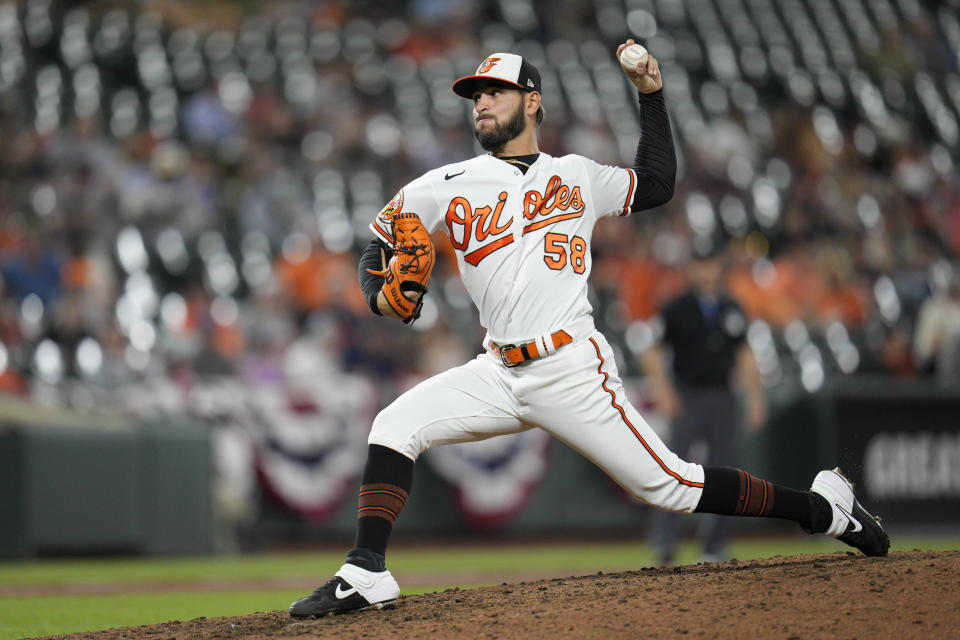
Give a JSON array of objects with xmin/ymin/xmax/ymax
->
[{"xmin": 41, "ymin": 550, "xmax": 959, "ymax": 640}]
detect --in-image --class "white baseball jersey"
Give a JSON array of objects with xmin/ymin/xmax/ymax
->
[
  {"xmin": 367, "ymin": 152, "xmax": 705, "ymax": 514},
  {"xmin": 370, "ymin": 152, "xmax": 636, "ymax": 346}
]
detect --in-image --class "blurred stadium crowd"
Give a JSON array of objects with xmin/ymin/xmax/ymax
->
[{"xmin": 1, "ymin": 0, "xmax": 959, "ymax": 418}]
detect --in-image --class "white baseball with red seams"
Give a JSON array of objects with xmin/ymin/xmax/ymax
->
[
  {"xmin": 619, "ymin": 43, "xmax": 649, "ymax": 72},
  {"xmin": 366, "ymin": 149, "xmax": 706, "ymax": 514}
]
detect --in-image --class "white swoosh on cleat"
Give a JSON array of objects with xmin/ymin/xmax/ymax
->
[
  {"xmin": 335, "ymin": 584, "xmax": 358, "ymax": 599},
  {"xmin": 836, "ymin": 503, "xmax": 863, "ymax": 533}
]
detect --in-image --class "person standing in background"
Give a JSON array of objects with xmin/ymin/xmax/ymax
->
[
  {"xmin": 643, "ymin": 243, "xmax": 767, "ymax": 564},
  {"xmin": 913, "ymin": 264, "xmax": 960, "ymax": 381}
]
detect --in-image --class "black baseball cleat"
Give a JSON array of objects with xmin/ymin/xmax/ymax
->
[
  {"xmin": 289, "ymin": 563, "xmax": 400, "ymax": 618},
  {"xmin": 810, "ymin": 467, "xmax": 890, "ymax": 557}
]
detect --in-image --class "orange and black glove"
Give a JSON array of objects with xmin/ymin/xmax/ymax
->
[{"xmin": 367, "ymin": 212, "xmax": 435, "ymax": 323}]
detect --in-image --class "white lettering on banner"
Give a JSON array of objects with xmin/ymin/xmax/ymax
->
[{"xmin": 864, "ymin": 432, "xmax": 960, "ymax": 500}]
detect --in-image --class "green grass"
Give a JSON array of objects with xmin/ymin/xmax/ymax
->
[
  {"xmin": 1, "ymin": 536, "xmax": 957, "ymax": 640},
  {"xmin": 0, "ymin": 590, "xmax": 304, "ymax": 640}
]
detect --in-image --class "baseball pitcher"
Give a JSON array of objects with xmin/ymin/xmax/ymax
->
[{"xmin": 289, "ymin": 41, "xmax": 888, "ymax": 618}]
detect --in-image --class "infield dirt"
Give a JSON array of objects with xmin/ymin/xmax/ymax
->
[{"xmin": 39, "ymin": 550, "xmax": 960, "ymax": 640}]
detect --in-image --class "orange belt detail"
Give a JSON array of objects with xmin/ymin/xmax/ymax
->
[{"xmin": 492, "ymin": 330, "xmax": 573, "ymax": 367}]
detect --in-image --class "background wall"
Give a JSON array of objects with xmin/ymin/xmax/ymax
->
[{"xmin": 4, "ymin": 375, "xmax": 957, "ymax": 557}]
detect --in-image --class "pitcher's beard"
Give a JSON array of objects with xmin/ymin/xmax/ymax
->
[{"xmin": 475, "ymin": 102, "xmax": 526, "ymax": 152}]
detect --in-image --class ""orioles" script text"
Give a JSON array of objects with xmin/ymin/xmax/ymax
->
[{"xmin": 445, "ymin": 176, "xmax": 585, "ymax": 266}]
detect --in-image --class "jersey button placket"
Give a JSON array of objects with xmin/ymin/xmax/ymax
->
[
  {"xmin": 511, "ymin": 165, "xmax": 541, "ymax": 333},
  {"xmin": 503, "ymin": 168, "xmax": 526, "ymax": 332}
]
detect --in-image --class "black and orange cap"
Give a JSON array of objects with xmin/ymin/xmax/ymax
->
[{"xmin": 452, "ymin": 52, "xmax": 542, "ymax": 99}]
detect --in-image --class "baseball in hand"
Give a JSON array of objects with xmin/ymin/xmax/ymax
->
[{"xmin": 619, "ymin": 43, "xmax": 649, "ymax": 72}]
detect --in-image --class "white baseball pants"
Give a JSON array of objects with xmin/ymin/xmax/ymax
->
[{"xmin": 368, "ymin": 330, "xmax": 705, "ymax": 513}]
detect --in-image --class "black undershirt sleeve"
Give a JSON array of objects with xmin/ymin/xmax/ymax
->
[
  {"xmin": 358, "ymin": 238, "xmax": 391, "ymax": 315},
  {"xmin": 630, "ymin": 89, "xmax": 677, "ymax": 212}
]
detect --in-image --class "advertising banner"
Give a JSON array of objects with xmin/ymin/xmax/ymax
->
[{"xmin": 835, "ymin": 395, "xmax": 960, "ymax": 524}]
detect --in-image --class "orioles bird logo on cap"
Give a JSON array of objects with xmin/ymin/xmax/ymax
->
[{"xmin": 477, "ymin": 57, "xmax": 501, "ymax": 74}]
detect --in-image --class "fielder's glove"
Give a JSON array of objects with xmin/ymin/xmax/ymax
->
[{"xmin": 368, "ymin": 212, "xmax": 435, "ymax": 323}]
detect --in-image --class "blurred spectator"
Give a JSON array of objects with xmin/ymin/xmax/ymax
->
[
  {"xmin": 1, "ymin": 228, "xmax": 63, "ymax": 305},
  {"xmin": 913, "ymin": 263, "xmax": 960, "ymax": 381},
  {"xmin": 181, "ymin": 83, "xmax": 239, "ymax": 148},
  {"xmin": 274, "ymin": 233, "xmax": 367, "ymax": 317}
]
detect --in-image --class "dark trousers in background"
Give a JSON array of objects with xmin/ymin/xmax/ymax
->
[{"xmin": 652, "ymin": 386, "xmax": 741, "ymax": 564}]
